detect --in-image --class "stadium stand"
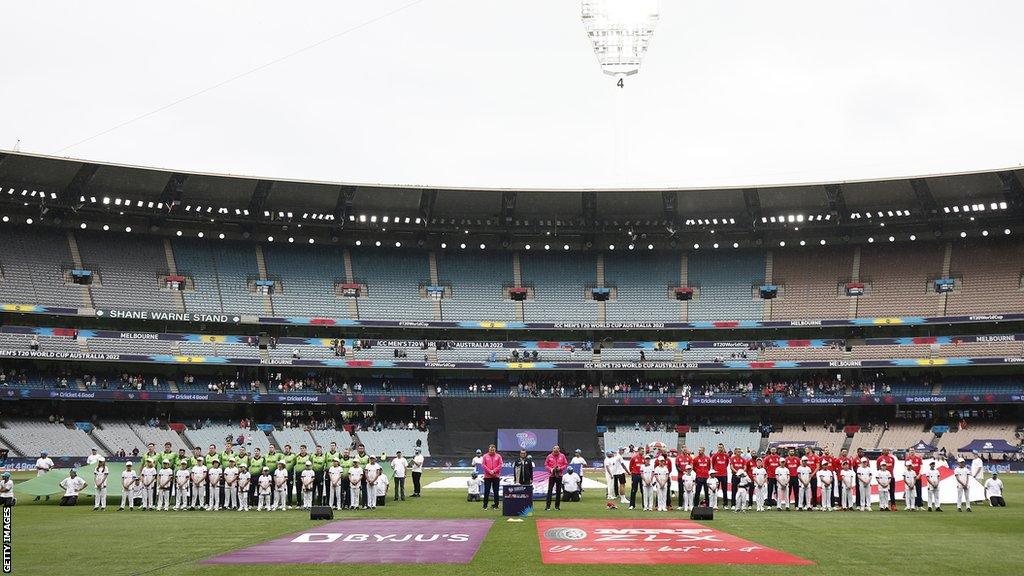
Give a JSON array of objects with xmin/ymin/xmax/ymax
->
[
  {"xmin": 77, "ymin": 232, "xmax": 181, "ymax": 311},
  {"xmin": 173, "ymin": 238, "xmax": 265, "ymax": 315},
  {"xmin": 269, "ymin": 428, "xmax": 316, "ymax": 451},
  {"xmin": 520, "ymin": 252, "xmax": 598, "ymax": 322},
  {"xmin": 0, "ymin": 226, "xmax": 87, "ymax": 307},
  {"xmin": 767, "ymin": 425, "xmax": 847, "ymax": 453},
  {"xmin": 603, "ymin": 251, "xmax": 681, "ymax": 321},
  {"xmin": 848, "ymin": 425, "xmax": 885, "ymax": 454},
  {"xmin": 264, "ymin": 244, "xmax": 349, "ymax": 317},
  {"xmin": 855, "ymin": 243, "xmax": 945, "ymax": 317},
  {"xmin": 436, "ymin": 251, "xmax": 517, "ymax": 321},
  {"xmin": 309, "ymin": 429, "xmax": 355, "ymax": 452},
  {"xmin": 946, "ymin": 240, "xmax": 1024, "ymax": 315},
  {"xmin": 686, "ymin": 250, "xmax": 764, "ymax": 320},
  {"xmin": 936, "ymin": 422, "xmax": 1020, "ymax": 457},
  {"xmin": 92, "ymin": 420, "xmax": 151, "ymax": 456},
  {"xmin": 769, "ymin": 247, "xmax": 854, "ymax": 320},
  {"xmin": 876, "ymin": 422, "xmax": 929, "ymax": 451},
  {"xmin": 0, "ymin": 418, "xmax": 96, "ymax": 457},
  {"xmin": 350, "ymin": 248, "xmax": 434, "ymax": 320},
  {"xmin": 356, "ymin": 429, "xmax": 430, "ymax": 457},
  {"xmin": 129, "ymin": 422, "xmax": 186, "ymax": 450},
  {"xmin": 603, "ymin": 429, "xmax": 679, "ymax": 452},
  {"xmin": 682, "ymin": 424, "xmax": 760, "ymax": 452},
  {"xmin": 183, "ymin": 425, "xmax": 270, "ymax": 453}
]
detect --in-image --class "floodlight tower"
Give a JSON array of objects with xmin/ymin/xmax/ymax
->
[{"xmin": 581, "ymin": 0, "xmax": 660, "ymax": 86}]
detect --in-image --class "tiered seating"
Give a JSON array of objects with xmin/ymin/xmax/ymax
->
[
  {"xmin": 264, "ymin": 244, "xmax": 348, "ymax": 317},
  {"xmin": 350, "ymin": 248, "xmax": 433, "ymax": 320},
  {"xmin": 129, "ymin": 423, "xmax": 184, "ymax": 449},
  {"xmin": 936, "ymin": 422, "xmax": 1020, "ymax": 456},
  {"xmin": 946, "ymin": 241, "xmax": 1024, "ymax": 314},
  {"xmin": 269, "ymin": 428, "xmax": 316, "ymax": 450},
  {"xmin": 520, "ymin": 252, "xmax": 597, "ymax": 322},
  {"xmin": 850, "ymin": 344, "xmax": 931, "ymax": 359},
  {"xmin": 761, "ymin": 346, "xmax": 844, "ymax": 361},
  {"xmin": 0, "ymin": 419, "xmax": 96, "ymax": 457},
  {"xmin": 687, "ymin": 251, "xmax": 764, "ymax": 321},
  {"xmin": 682, "ymin": 424, "xmax": 760, "ymax": 452},
  {"xmin": 604, "ymin": 252, "xmax": 681, "ymax": 321},
  {"xmin": 604, "ymin": 429, "xmax": 679, "ymax": 451},
  {"xmin": 855, "ymin": 244, "xmax": 944, "ymax": 317},
  {"xmin": 309, "ymin": 429, "xmax": 355, "ymax": 451},
  {"xmin": 436, "ymin": 251, "xmax": 516, "ymax": 321},
  {"xmin": 213, "ymin": 342, "xmax": 260, "ymax": 359},
  {"xmin": 934, "ymin": 340, "xmax": 1024, "ymax": 358},
  {"xmin": 357, "ymin": 429, "xmax": 430, "ymax": 457},
  {"xmin": 877, "ymin": 423, "xmax": 929, "ymax": 451},
  {"xmin": 0, "ymin": 226, "xmax": 85, "ymax": 307},
  {"xmin": 848, "ymin": 426, "xmax": 884, "ymax": 454},
  {"xmin": 77, "ymin": 232, "xmax": 180, "ymax": 311},
  {"xmin": 0, "ymin": 333, "xmax": 79, "ymax": 354},
  {"xmin": 770, "ymin": 247, "xmax": 853, "ymax": 319},
  {"xmin": 941, "ymin": 380, "xmax": 1024, "ymax": 395},
  {"xmin": 680, "ymin": 347, "xmax": 749, "ymax": 362},
  {"xmin": 173, "ymin": 239, "xmax": 264, "ymax": 315},
  {"xmin": 767, "ymin": 425, "xmax": 847, "ymax": 453},
  {"xmin": 86, "ymin": 337, "xmax": 175, "ymax": 355},
  {"xmin": 93, "ymin": 420, "xmax": 148, "ymax": 456},
  {"xmin": 184, "ymin": 425, "xmax": 270, "ymax": 453},
  {"xmin": 597, "ymin": 348, "xmax": 674, "ymax": 362}
]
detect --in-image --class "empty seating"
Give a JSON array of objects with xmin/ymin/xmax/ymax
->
[
  {"xmin": 687, "ymin": 251, "xmax": 764, "ymax": 321},
  {"xmin": 603, "ymin": 429, "xmax": 679, "ymax": 451},
  {"xmin": 129, "ymin": 422, "xmax": 185, "ymax": 449},
  {"xmin": 350, "ymin": 248, "xmax": 434, "ymax": 320},
  {"xmin": 520, "ymin": 252, "xmax": 597, "ymax": 322},
  {"xmin": 0, "ymin": 418, "xmax": 96, "ymax": 457},
  {"xmin": 0, "ymin": 226, "xmax": 86, "ymax": 307},
  {"xmin": 604, "ymin": 252, "xmax": 681, "ymax": 321},
  {"xmin": 436, "ymin": 251, "xmax": 516, "ymax": 321},
  {"xmin": 946, "ymin": 240, "xmax": 1024, "ymax": 315},
  {"xmin": 77, "ymin": 232, "xmax": 180, "ymax": 311},
  {"xmin": 264, "ymin": 244, "xmax": 349, "ymax": 317},
  {"xmin": 356, "ymin": 429, "xmax": 430, "ymax": 457},
  {"xmin": 770, "ymin": 247, "xmax": 853, "ymax": 319},
  {"xmin": 682, "ymin": 424, "xmax": 760, "ymax": 452},
  {"xmin": 92, "ymin": 420, "xmax": 150, "ymax": 456},
  {"xmin": 309, "ymin": 429, "xmax": 355, "ymax": 451},
  {"xmin": 855, "ymin": 244, "xmax": 944, "ymax": 317},
  {"xmin": 173, "ymin": 239, "xmax": 265, "ymax": 315},
  {"xmin": 269, "ymin": 428, "xmax": 316, "ymax": 451}
]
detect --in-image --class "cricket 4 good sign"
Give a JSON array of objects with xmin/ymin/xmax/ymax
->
[
  {"xmin": 536, "ymin": 519, "xmax": 812, "ymax": 565},
  {"xmin": 204, "ymin": 520, "xmax": 492, "ymax": 564}
]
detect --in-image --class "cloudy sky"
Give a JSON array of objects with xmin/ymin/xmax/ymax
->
[{"xmin": 2, "ymin": 0, "xmax": 1023, "ymax": 189}]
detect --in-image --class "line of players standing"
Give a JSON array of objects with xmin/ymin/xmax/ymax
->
[
  {"xmin": 102, "ymin": 441, "xmax": 424, "ymax": 511},
  {"xmin": 607, "ymin": 443, "xmax": 947, "ymax": 512}
]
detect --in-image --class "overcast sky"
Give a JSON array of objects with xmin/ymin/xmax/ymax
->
[{"xmin": 2, "ymin": 0, "xmax": 1023, "ymax": 189}]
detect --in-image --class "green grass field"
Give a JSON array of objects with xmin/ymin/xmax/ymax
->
[{"xmin": 10, "ymin": 471, "xmax": 1023, "ymax": 576}]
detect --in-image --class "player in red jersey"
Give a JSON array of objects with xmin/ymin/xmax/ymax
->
[
  {"xmin": 628, "ymin": 447, "xmax": 646, "ymax": 510},
  {"xmin": 711, "ymin": 444, "xmax": 730, "ymax": 507},
  {"xmin": 763, "ymin": 447, "xmax": 781, "ymax": 506},
  {"xmin": 783, "ymin": 449, "xmax": 801, "ymax": 505},
  {"xmin": 692, "ymin": 447, "xmax": 712, "ymax": 507},
  {"xmin": 905, "ymin": 449, "xmax": 924, "ymax": 508},
  {"xmin": 876, "ymin": 448, "xmax": 897, "ymax": 510},
  {"xmin": 675, "ymin": 448, "xmax": 693, "ymax": 508}
]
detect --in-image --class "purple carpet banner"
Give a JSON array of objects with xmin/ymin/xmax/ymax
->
[
  {"xmin": 497, "ymin": 429, "xmax": 559, "ymax": 451},
  {"xmin": 204, "ymin": 519, "xmax": 493, "ymax": 565}
]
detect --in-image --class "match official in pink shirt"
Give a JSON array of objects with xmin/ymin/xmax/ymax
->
[
  {"xmin": 481, "ymin": 444, "xmax": 503, "ymax": 509},
  {"xmin": 544, "ymin": 445, "xmax": 569, "ymax": 511}
]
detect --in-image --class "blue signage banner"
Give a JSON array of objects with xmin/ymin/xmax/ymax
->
[{"xmin": 496, "ymin": 429, "xmax": 559, "ymax": 451}]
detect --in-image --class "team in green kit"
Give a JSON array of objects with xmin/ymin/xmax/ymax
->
[{"xmin": 114, "ymin": 439, "xmax": 421, "ymax": 512}]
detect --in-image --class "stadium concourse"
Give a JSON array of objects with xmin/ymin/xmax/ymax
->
[{"xmin": 0, "ymin": 157, "xmax": 1023, "ymax": 575}]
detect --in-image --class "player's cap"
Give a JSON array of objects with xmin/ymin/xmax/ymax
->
[
  {"xmin": 239, "ymin": 462, "xmax": 248, "ymax": 467},
  {"xmin": 125, "ymin": 461, "xmax": 133, "ymax": 466},
  {"xmin": 929, "ymin": 461, "xmax": 936, "ymax": 466},
  {"xmin": 97, "ymin": 456, "xmax": 105, "ymax": 462},
  {"xmin": 606, "ymin": 450, "xmax": 614, "ymax": 456},
  {"xmin": 179, "ymin": 460, "xmax": 188, "ymax": 465},
  {"xmin": 303, "ymin": 460, "xmax": 311, "ymax": 466},
  {"xmin": 861, "ymin": 457, "xmax": 868, "ymax": 462},
  {"xmin": 686, "ymin": 464, "xmax": 693, "ymax": 469},
  {"xmin": 229, "ymin": 457, "xmax": 236, "ymax": 462},
  {"xmin": 575, "ymin": 449, "xmax": 581, "ymax": 453},
  {"xmin": 162, "ymin": 459, "xmax": 171, "ymax": 464},
  {"xmin": 369, "ymin": 455, "xmax": 377, "ymax": 460},
  {"xmin": 262, "ymin": 466, "xmax": 269, "ymax": 471},
  {"xmin": 991, "ymin": 471, "xmax": 998, "ymax": 476},
  {"xmin": 91, "ymin": 447, "xmax": 98, "ymax": 451},
  {"xmin": 619, "ymin": 446, "xmax": 626, "ymax": 450},
  {"xmin": 957, "ymin": 458, "xmax": 966, "ymax": 463},
  {"xmin": 801, "ymin": 456, "xmax": 808, "ymax": 461},
  {"xmin": 414, "ymin": 448, "xmax": 421, "ymax": 453},
  {"xmin": 146, "ymin": 457, "xmax": 154, "ymax": 462},
  {"xmin": 475, "ymin": 449, "xmax": 482, "ymax": 454},
  {"xmin": 1, "ymin": 472, "xmax": 9, "ymax": 479},
  {"xmin": 41, "ymin": 451, "xmax": 48, "ymax": 455},
  {"xmin": 333, "ymin": 457, "xmax": 340, "ymax": 462}
]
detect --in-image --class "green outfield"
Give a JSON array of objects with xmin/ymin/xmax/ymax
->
[{"xmin": 9, "ymin": 470, "xmax": 1022, "ymax": 576}]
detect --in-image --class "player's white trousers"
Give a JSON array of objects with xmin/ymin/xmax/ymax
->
[
  {"xmin": 94, "ymin": 487, "xmax": 107, "ymax": 508},
  {"xmin": 350, "ymin": 484, "xmax": 362, "ymax": 508},
  {"xmin": 642, "ymin": 483, "xmax": 654, "ymax": 509},
  {"xmin": 928, "ymin": 485, "xmax": 940, "ymax": 508},
  {"xmin": 225, "ymin": 486, "xmax": 237, "ymax": 509},
  {"xmin": 175, "ymin": 486, "xmax": 188, "ymax": 509},
  {"xmin": 656, "ymin": 485, "xmax": 668, "ymax": 510},
  {"xmin": 753, "ymin": 485, "xmax": 767, "ymax": 510},
  {"xmin": 303, "ymin": 489, "xmax": 313, "ymax": 508},
  {"xmin": 682, "ymin": 489, "xmax": 694, "ymax": 510},
  {"xmin": 158, "ymin": 489, "xmax": 170, "ymax": 510},
  {"xmin": 904, "ymin": 485, "xmax": 916, "ymax": 509},
  {"xmin": 957, "ymin": 485, "xmax": 970, "ymax": 509},
  {"xmin": 878, "ymin": 486, "xmax": 889, "ymax": 509},
  {"xmin": 121, "ymin": 489, "xmax": 132, "ymax": 509},
  {"xmin": 275, "ymin": 488, "xmax": 287, "ymax": 508},
  {"xmin": 237, "ymin": 486, "xmax": 249, "ymax": 510},
  {"xmin": 775, "ymin": 485, "xmax": 788, "ymax": 508},
  {"xmin": 141, "ymin": 484, "xmax": 153, "ymax": 508},
  {"xmin": 329, "ymin": 484, "xmax": 342, "ymax": 508},
  {"xmin": 192, "ymin": 484, "xmax": 205, "ymax": 508},
  {"xmin": 605, "ymin": 472, "xmax": 615, "ymax": 499},
  {"xmin": 735, "ymin": 489, "xmax": 749, "ymax": 511},
  {"xmin": 259, "ymin": 493, "xmax": 271, "ymax": 509}
]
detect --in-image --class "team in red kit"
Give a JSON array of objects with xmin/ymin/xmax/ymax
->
[{"xmin": 617, "ymin": 442, "xmax": 937, "ymax": 512}]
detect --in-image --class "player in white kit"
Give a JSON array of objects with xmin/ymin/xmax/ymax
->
[
  {"xmin": 653, "ymin": 459, "xmax": 670, "ymax": 512},
  {"xmin": 237, "ymin": 464, "xmax": 251, "ymax": 511},
  {"xmin": 953, "ymin": 458, "xmax": 972, "ymax": 511},
  {"xmin": 207, "ymin": 460, "xmax": 224, "ymax": 510},
  {"xmin": 139, "ymin": 458, "xmax": 157, "ymax": 510},
  {"xmin": 925, "ymin": 461, "xmax": 942, "ymax": 511},
  {"xmin": 223, "ymin": 458, "xmax": 239, "ymax": 510},
  {"xmin": 875, "ymin": 462, "xmax": 892, "ymax": 511},
  {"xmin": 816, "ymin": 465, "xmax": 834, "ymax": 511},
  {"xmin": 706, "ymin": 475, "xmax": 720, "ymax": 510},
  {"xmin": 903, "ymin": 464, "xmax": 918, "ymax": 510},
  {"xmin": 680, "ymin": 464, "xmax": 697, "ymax": 511},
  {"xmin": 156, "ymin": 460, "xmax": 173, "ymax": 511},
  {"xmin": 774, "ymin": 464, "xmax": 790, "ymax": 510},
  {"xmin": 856, "ymin": 458, "xmax": 873, "ymax": 511},
  {"xmin": 603, "ymin": 450, "xmax": 618, "ymax": 500},
  {"xmin": 640, "ymin": 456, "xmax": 655, "ymax": 511},
  {"xmin": 751, "ymin": 459, "xmax": 768, "ymax": 512},
  {"xmin": 796, "ymin": 457, "xmax": 813, "ymax": 511},
  {"xmin": 92, "ymin": 457, "xmax": 109, "ymax": 511},
  {"xmin": 274, "ymin": 461, "xmax": 290, "ymax": 510},
  {"xmin": 734, "ymin": 470, "xmax": 750, "ymax": 512},
  {"xmin": 364, "ymin": 456, "xmax": 382, "ymax": 509},
  {"xmin": 174, "ymin": 460, "xmax": 190, "ymax": 510}
]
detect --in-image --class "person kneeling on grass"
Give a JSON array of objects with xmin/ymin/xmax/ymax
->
[
  {"xmin": 562, "ymin": 468, "xmax": 581, "ymax": 502},
  {"xmin": 985, "ymin": 472, "xmax": 1005, "ymax": 507},
  {"xmin": 467, "ymin": 472, "xmax": 482, "ymax": 502},
  {"xmin": 59, "ymin": 469, "xmax": 87, "ymax": 506},
  {"xmin": 0, "ymin": 472, "xmax": 16, "ymax": 507}
]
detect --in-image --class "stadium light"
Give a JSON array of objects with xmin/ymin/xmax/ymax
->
[
  {"xmin": 175, "ymin": 230, "xmax": 182, "ymax": 236},
  {"xmin": 563, "ymin": 244, "xmax": 570, "ymax": 251},
  {"xmin": 460, "ymin": 243, "xmax": 467, "ymax": 249},
  {"xmin": 960, "ymin": 231, "xmax": 967, "ymax": 238},
  {"xmin": 732, "ymin": 242, "xmax": 739, "ymax": 248},
  {"xmin": 524, "ymin": 244, "xmax": 531, "ymax": 250},
  {"xmin": 395, "ymin": 241, "xmax": 402, "ymax": 247},
  {"xmin": 309, "ymin": 238, "xmax": 315, "ymax": 244},
  {"xmin": 0, "ymin": 216, "xmax": 7, "ymax": 223},
  {"xmin": 125, "ymin": 226, "xmax": 132, "ymax": 233},
  {"xmin": 354, "ymin": 240, "xmax": 361, "ymax": 246},
  {"xmin": 375, "ymin": 241, "xmax": 382, "ymax": 247},
  {"xmin": 440, "ymin": 242, "xmax": 447, "ymax": 248},
  {"xmin": 779, "ymin": 241, "xmax": 785, "ymax": 247},
  {"xmin": 102, "ymin": 224, "xmax": 109, "ymax": 231},
  {"xmin": 480, "ymin": 243, "xmax": 486, "ymax": 250},
  {"xmin": 647, "ymin": 244, "xmax": 654, "ymax": 250},
  {"xmin": 888, "ymin": 236, "xmax": 895, "ymax": 242},
  {"xmin": 544, "ymin": 244, "xmax": 551, "ymax": 251},
  {"xmin": 197, "ymin": 232, "xmax": 205, "ymax": 238},
  {"xmin": 819, "ymin": 239, "xmax": 826, "ymax": 245},
  {"xmin": 799, "ymin": 240, "xmax": 805, "ymax": 246},
  {"xmin": 868, "ymin": 237, "xmax": 874, "ymax": 243},
  {"xmin": 102, "ymin": 197, "xmax": 110, "ymax": 205},
  {"xmin": 628, "ymin": 244, "xmax": 634, "ymax": 250},
  {"xmin": 1005, "ymin": 229, "xmax": 1011, "ymax": 235},
  {"xmin": 581, "ymin": 0, "xmax": 659, "ymax": 79},
  {"xmin": 909, "ymin": 235, "xmax": 916, "ymax": 241},
  {"xmin": 692, "ymin": 243, "xmax": 699, "ymax": 250},
  {"xmin": 982, "ymin": 230, "xmax": 989, "ymax": 236},
  {"xmin": 712, "ymin": 243, "xmax": 719, "ymax": 249},
  {"xmin": 608, "ymin": 244, "xmax": 615, "ymax": 250},
  {"xmin": 268, "ymin": 236, "xmax": 275, "ymax": 242},
  {"xmin": 80, "ymin": 223, "xmax": 86, "ymax": 229}
]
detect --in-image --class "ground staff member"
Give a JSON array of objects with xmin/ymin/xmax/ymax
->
[
  {"xmin": 392, "ymin": 451, "xmax": 408, "ymax": 500},
  {"xmin": 628, "ymin": 446, "xmax": 646, "ymax": 510},
  {"xmin": 480, "ymin": 444, "xmax": 503, "ymax": 509},
  {"xmin": 985, "ymin": 472, "xmax": 1005, "ymax": 506}
]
